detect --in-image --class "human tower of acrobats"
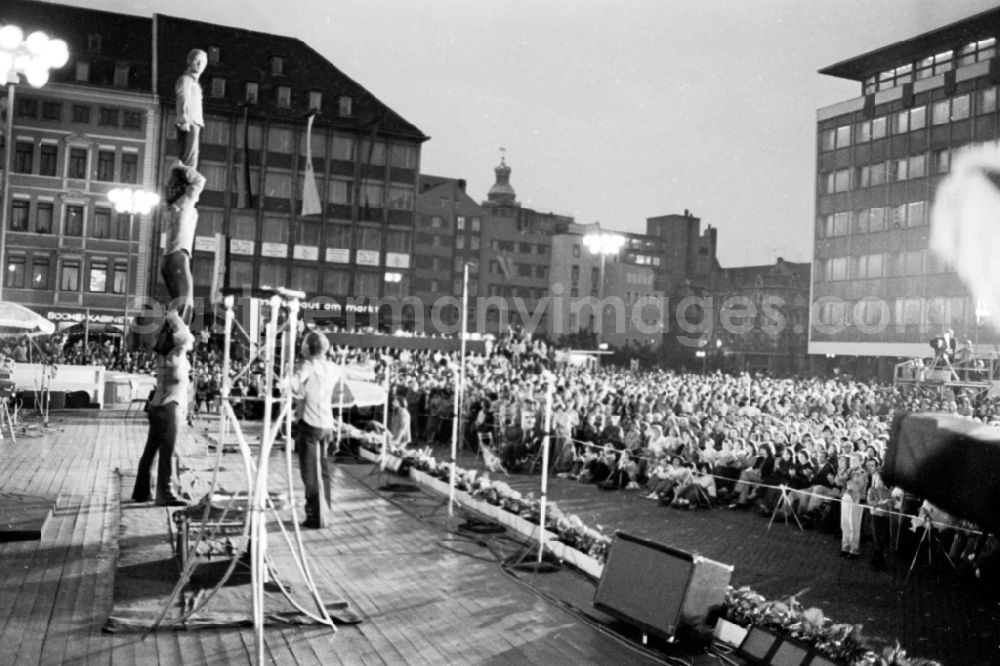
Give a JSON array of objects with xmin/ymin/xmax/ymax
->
[{"xmin": 131, "ymin": 49, "xmax": 207, "ymax": 506}]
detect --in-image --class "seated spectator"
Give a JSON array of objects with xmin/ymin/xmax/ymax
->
[
  {"xmin": 728, "ymin": 442, "xmax": 775, "ymax": 508},
  {"xmin": 672, "ymin": 462, "xmax": 717, "ymax": 509},
  {"xmin": 645, "ymin": 455, "xmax": 691, "ymax": 502},
  {"xmin": 499, "ymin": 418, "xmax": 525, "ymax": 471},
  {"xmin": 798, "ymin": 452, "xmax": 845, "ymax": 523}
]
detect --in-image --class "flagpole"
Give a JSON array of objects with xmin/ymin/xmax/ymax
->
[{"xmin": 448, "ymin": 263, "xmax": 469, "ymax": 517}]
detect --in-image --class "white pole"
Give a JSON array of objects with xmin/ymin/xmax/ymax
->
[
  {"xmin": 252, "ymin": 295, "xmax": 280, "ymax": 663},
  {"xmin": 337, "ymin": 348, "xmax": 345, "ymax": 450},
  {"xmin": 448, "ymin": 263, "xmax": 469, "ymax": 517},
  {"xmin": 0, "ymin": 84, "xmax": 15, "ymax": 303},
  {"xmin": 381, "ymin": 361, "xmax": 391, "ymax": 471},
  {"xmin": 537, "ymin": 372, "xmax": 555, "ymax": 565}
]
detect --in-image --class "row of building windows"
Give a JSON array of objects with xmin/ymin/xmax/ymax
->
[
  {"xmin": 73, "ymin": 60, "xmax": 130, "ymax": 88},
  {"xmin": 819, "ymin": 201, "xmax": 928, "ymax": 238},
  {"xmin": 13, "ymin": 143, "xmax": 140, "ymax": 183},
  {"xmin": 819, "ymin": 87, "xmax": 998, "ymax": 152},
  {"xmin": 203, "ymin": 78, "xmax": 351, "ymax": 116},
  {"xmin": 485, "ymin": 284, "xmax": 545, "ymax": 299},
  {"xmin": 817, "ymin": 248, "xmax": 949, "ymax": 282},
  {"xmin": 487, "ymin": 260, "xmax": 548, "ymax": 279},
  {"xmin": 196, "ymin": 161, "xmax": 415, "ymax": 209},
  {"xmin": 454, "ymin": 234, "xmax": 480, "ymax": 250},
  {"xmin": 417, "ymin": 256, "xmax": 481, "ymax": 274},
  {"xmin": 224, "ymin": 260, "xmax": 410, "ymax": 298},
  {"xmin": 3, "ymin": 253, "xmax": 128, "ymax": 294},
  {"xmin": 488, "ymin": 240, "xmax": 548, "ymax": 255},
  {"xmin": 816, "ymin": 295, "xmax": 970, "ymax": 330},
  {"xmin": 862, "ymin": 38, "xmax": 997, "ymax": 94},
  {"xmin": 419, "ymin": 215, "xmax": 484, "ymax": 231},
  {"xmin": 629, "ymin": 254, "xmax": 661, "ymax": 266},
  {"xmin": 180, "ymin": 115, "xmax": 417, "ymax": 168},
  {"xmin": 16, "ymin": 98, "xmax": 144, "ymax": 130},
  {"xmin": 821, "ymin": 148, "xmax": 950, "ymax": 193},
  {"xmin": 8, "ymin": 199, "xmax": 134, "ymax": 239},
  {"xmin": 202, "ymin": 210, "xmax": 412, "ymax": 253}
]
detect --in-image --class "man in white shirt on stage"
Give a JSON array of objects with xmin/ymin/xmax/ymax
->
[{"xmin": 290, "ymin": 332, "xmax": 338, "ymax": 529}]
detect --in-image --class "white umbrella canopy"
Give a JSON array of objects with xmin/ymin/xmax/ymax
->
[
  {"xmin": 0, "ymin": 302, "xmax": 55, "ymax": 337},
  {"xmin": 330, "ymin": 378, "xmax": 386, "ymax": 408}
]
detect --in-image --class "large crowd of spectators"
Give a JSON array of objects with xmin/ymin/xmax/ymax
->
[
  {"xmin": 4, "ymin": 326, "xmax": 996, "ymax": 577},
  {"xmin": 379, "ymin": 329, "xmax": 996, "ymax": 577}
]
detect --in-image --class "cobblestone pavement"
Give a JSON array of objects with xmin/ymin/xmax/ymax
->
[{"xmin": 400, "ymin": 443, "xmax": 1000, "ymax": 666}]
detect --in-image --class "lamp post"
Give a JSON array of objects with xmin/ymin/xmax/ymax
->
[
  {"xmin": 0, "ymin": 25, "xmax": 69, "ymax": 302},
  {"xmin": 108, "ymin": 188, "xmax": 159, "ymax": 344},
  {"xmin": 582, "ymin": 226, "xmax": 626, "ymax": 345}
]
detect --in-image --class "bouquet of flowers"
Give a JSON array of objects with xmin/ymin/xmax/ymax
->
[
  {"xmin": 722, "ymin": 587, "xmax": 941, "ymax": 666},
  {"xmin": 412, "ymin": 447, "xmax": 437, "ymax": 473}
]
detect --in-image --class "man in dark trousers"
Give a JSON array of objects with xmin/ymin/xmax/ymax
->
[
  {"xmin": 132, "ymin": 312, "xmax": 194, "ymax": 506},
  {"xmin": 290, "ymin": 331, "xmax": 338, "ymax": 528}
]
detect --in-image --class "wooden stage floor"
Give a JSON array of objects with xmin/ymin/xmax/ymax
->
[{"xmin": 0, "ymin": 413, "xmax": 667, "ymax": 665}]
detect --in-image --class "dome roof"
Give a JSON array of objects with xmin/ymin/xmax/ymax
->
[{"xmin": 487, "ymin": 156, "xmax": 517, "ymax": 205}]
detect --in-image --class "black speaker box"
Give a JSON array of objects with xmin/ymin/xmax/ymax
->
[
  {"xmin": 739, "ymin": 626, "xmax": 840, "ymax": 665},
  {"xmin": 886, "ymin": 412, "xmax": 1000, "ymax": 534},
  {"xmin": 593, "ymin": 531, "xmax": 732, "ymax": 639}
]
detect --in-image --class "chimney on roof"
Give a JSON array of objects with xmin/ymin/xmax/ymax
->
[
  {"xmin": 684, "ymin": 209, "xmax": 689, "ymax": 217},
  {"xmin": 458, "ymin": 179, "xmax": 467, "ymax": 192}
]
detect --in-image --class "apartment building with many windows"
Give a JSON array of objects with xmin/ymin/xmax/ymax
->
[
  {"xmin": 412, "ymin": 175, "xmax": 485, "ymax": 328},
  {"xmin": 811, "ymin": 7, "xmax": 1000, "ymax": 379},
  {"xmin": 478, "ymin": 157, "xmax": 570, "ymax": 337},
  {"xmin": 1, "ymin": 2, "xmax": 427, "ymax": 334},
  {"xmin": 152, "ymin": 14, "xmax": 426, "ymax": 330},
  {"xmin": 0, "ymin": 2, "xmax": 158, "ymax": 331}
]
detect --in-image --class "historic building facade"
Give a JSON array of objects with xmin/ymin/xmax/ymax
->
[
  {"xmin": 1, "ymin": 2, "xmax": 426, "ymax": 334},
  {"xmin": 412, "ymin": 175, "xmax": 485, "ymax": 329},
  {"xmin": 477, "ymin": 157, "xmax": 570, "ymax": 337},
  {"xmin": 153, "ymin": 15, "xmax": 426, "ymax": 330},
  {"xmin": 0, "ymin": 2, "xmax": 158, "ymax": 332}
]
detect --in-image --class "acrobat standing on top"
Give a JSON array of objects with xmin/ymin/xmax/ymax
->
[{"xmin": 175, "ymin": 48, "xmax": 206, "ymax": 168}]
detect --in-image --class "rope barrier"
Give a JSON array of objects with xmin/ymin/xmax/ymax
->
[{"xmin": 511, "ymin": 434, "xmax": 987, "ymax": 538}]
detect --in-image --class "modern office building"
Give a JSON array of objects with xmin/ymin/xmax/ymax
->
[
  {"xmin": 546, "ymin": 222, "xmax": 664, "ymax": 348},
  {"xmin": 812, "ymin": 8, "xmax": 1000, "ymax": 379},
  {"xmin": 0, "ymin": 1, "xmax": 158, "ymax": 332}
]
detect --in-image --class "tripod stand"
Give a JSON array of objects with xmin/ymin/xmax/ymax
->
[
  {"xmin": 767, "ymin": 485, "xmax": 803, "ymax": 531},
  {"xmin": 904, "ymin": 509, "xmax": 957, "ymax": 584},
  {"xmin": 0, "ymin": 395, "xmax": 16, "ymax": 444}
]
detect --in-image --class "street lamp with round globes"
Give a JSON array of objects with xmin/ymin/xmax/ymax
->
[
  {"xmin": 582, "ymin": 226, "xmax": 626, "ymax": 346},
  {"xmin": 108, "ymin": 189, "xmax": 161, "ymax": 338},
  {"xmin": 0, "ymin": 24, "xmax": 70, "ymax": 302}
]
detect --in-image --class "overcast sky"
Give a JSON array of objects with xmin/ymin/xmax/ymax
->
[{"xmin": 48, "ymin": 0, "xmax": 1000, "ymax": 266}]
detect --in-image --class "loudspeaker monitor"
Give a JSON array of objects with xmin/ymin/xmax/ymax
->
[
  {"xmin": 886, "ymin": 412, "xmax": 1000, "ymax": 534},
  {"xmin": 593, "ymin": 531, "xmax": 733, "ymax": 639}
]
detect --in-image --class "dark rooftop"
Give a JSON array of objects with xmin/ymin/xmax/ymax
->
[
  {"xmin": 819, "ymin": 6, "xmax": 1000, "ymax": 82},
  {"xmin": 0, "ymin": 0, "xmax": 153, "ymax": 92},
  {"xmin": 156, "ymin": 14, "xmax": 427, "ymax": 140}
]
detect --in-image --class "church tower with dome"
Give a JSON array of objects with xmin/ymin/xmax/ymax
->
[{"xmin": 484, "ymin": 151, "xmax": 519, "ymax": 209}]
